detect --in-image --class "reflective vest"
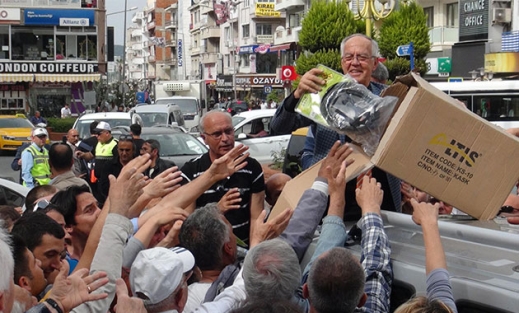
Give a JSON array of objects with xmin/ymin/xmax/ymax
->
[
  {"xmin": 24, "ymin": 145, "xmax": 51, "ymax": 186},
  {"xmin": 95, "ymin": 137, "xmax": 118, "ymax": 160}
]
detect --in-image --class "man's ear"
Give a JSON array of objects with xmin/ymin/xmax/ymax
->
[
  {"xmin": 357, "ymin": 293, "xmax": 367, "ymax": 308},
  {"xmin": 302, "ymin": 283, "xmax": 310, "ymax": 299},
  {"xmin": 223, "ymin": 240, "xmax": 233, "ymax": 256},
  {"xmin": 18, "ymin": 276, "xmax": 32, "ymax": 292}
]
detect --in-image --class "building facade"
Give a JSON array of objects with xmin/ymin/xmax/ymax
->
[
  {"xmin": 0, "ymin": 0, "xmax": 105, "ymax": 116},
  {"xmin": 126, "ymin": 12, "xmax": 148, "ymax": 81}
]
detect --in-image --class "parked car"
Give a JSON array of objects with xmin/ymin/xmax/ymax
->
[
  {"xmin": 0, "ymin": 114, "xmax": 50, "ymax": 154},
  {"xmin": 211, "ymin": 102, "xmax": 227, "ymax": 112},
  {"xmin": 0, "ymin": 177, "xmax": 28, "ymax": 207},
  {"xmin": 227, "ymin": 100, "xmax": 249, "ymax": 116},
  {"xmin": 282, "ymin": 127, "xmax": 309, "ymax": 178},
  {"xmin": 137, "ymin": 127, "xmax": 208, "ymax": 168},
  {"xmin": 130, "ymin": 104, "xmax": 185, "ymax": 129},
  {"xmin": 231, "ymin": 109, "xmax": 290, "ymax": 164},
  {"xmin": 300, "ymin": 211, "xmax": 519, "ymax": 313},
  {"xmin": 155, "ymin": 96, "xmax": 202, "ymax": 132},
  {"xmin": 72, "ymin": 112, "xmax": 143, "ymax": 140}
]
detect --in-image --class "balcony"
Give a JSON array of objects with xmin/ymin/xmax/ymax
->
[
  {"xmin": 191, "ymin": 47, "xmax": 201, "ymax": 55},
  {"xmin": 132, "ymin": 12, "xmax": 145, "ymax": 24},
  {"xmin": 165, "ymin": 39, "xmax": 177, "ymax": 47},
  {"xmin": 164, "ymin": 57, "xmax": 177, "ymax": 65},
  {"xmin": 428, "ymin": 27, "xmax": 458, "ymax": 51},
  {"xmin": 201, "ymin": 1, "xmax": 214, "ymax": 14},
  {"xmin": 133, "ymin": 58, "xmax": 145, "ymax": 65},
  {"xmin": 275, "ymin": 0, "xmax": 305, "ymax": 11},
  {"xmin": 201, "ymin": 52, "xmax": 218, "ymax": 64},
  {"xmin": 165, "ymin": 20, "xmax": 177, "ymax": 29},
  {"xmin": 274, "ymin": 26, "xmax": 301, "ymax": 45},
  {"xmin": 131, "ymin": 29, "xmax": 142, "ymax": 37},
  {"xmin": 148, "ymin": 55, "xmax": 156, "ymax": 63},
  {"xmin": 251, "ymin": 5, "xmax": 286, "ymax": 19},
  {"xmin": 147, "ymin": 21, "xmax": 156, "ymax": 30},
  {"xmin": 201, "ymin": 27, "xmax": 220, "ymax": 39},
  {"xmin": 166, "ymin": 3, "xmax": 178, "ymax": 10},
  {"xmin": 256, "ymin": 34, "xmax": 273, "ymax": 44}
]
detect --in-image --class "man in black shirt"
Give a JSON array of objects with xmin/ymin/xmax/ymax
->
[
  {"xmin": 181, "ymin": 111, "xmax": 265, "ymax": 243},
  {"xmin": 140, "ymin": 139, "xmax": 175, "ymax": 179},
  {"xmin": 130, "ymin": 123, "xmax": 145, "ymax": 154}
]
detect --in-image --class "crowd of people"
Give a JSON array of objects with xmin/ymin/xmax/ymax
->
[{"xmin": 0, "ymin": 33, "xmax": 516, "ymax": 313}]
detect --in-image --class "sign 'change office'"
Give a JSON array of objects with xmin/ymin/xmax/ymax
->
[{"xmin": 459, "ymin": 0, "xmax": 489, "ymax": 42}]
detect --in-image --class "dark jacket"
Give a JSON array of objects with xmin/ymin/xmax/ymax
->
[{"xmin": 146, "ymin": 157, "xmax": 176, "ymax": 179}]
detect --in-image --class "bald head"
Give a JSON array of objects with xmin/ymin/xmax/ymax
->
[
  {"xmin": 49, "ymin": 143, "xmax": 73, "ymax": 172},
  {"xmin": 66, "ymin": 129, "xmax": 79, "ymax": 145},
  {"xmin": 199, "ymin": 111, "xmax": 232, "ymax": 134},
  {"xmin": 265, "ymin": 173, "xmax": 291, "ymax": 206}
]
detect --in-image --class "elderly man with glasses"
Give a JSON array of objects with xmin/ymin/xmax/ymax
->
[
  {"xmin": 270, "ymin": 34, "xmax": 402, "ymax": 220},
  {"xmin": 180, "ymin": 111, "xmax": 265, "ymax": 245}
]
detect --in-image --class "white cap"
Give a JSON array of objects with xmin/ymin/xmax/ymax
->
[
  {"xmin": 95, "ymin": 121, "xmax": 111, "ymax": 131},
  {"xmin": 33, "ymin": 128, "xmax": 48, "ymax": 137},
  {"xmin": 130, "ymin": 247, "xmax": 195, "ymax": 305}
]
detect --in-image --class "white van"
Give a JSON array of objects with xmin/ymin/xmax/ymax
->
[
  {"xmin": 154, "ymin": 96, "xmax": 201, "ymax": 132},
  {"xmin": 72, "ymin": 112, "xmax": 143, "ymax": 139},
  {"xmin": 130, "ymin": 104, "xmax": 185, "ymax": 129}
]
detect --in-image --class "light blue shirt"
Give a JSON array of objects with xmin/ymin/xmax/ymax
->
[{"xmin": 21, "ymin": 143, "xmax": 40, "ymax": 188}]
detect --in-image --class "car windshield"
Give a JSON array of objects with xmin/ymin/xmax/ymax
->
[
  {"xmin": 232, "ymin": 116, "xmax": 245, "ymax": 127},
  {"xmin": 0, "ymin": 118, "xmax": 34, "ymax": 128},
  {"xmin": 138, "ymin": 113, "xmax": 169, "ymax": 127},
  {"xmin": 75, "ymin": 118, "xmax": 131, "ymax": 139},
  {"xmin": 142, "ymin": 132, "xmax": 207, "ymax": 157},
  {"xmin": 155, "ymin": 99, "xmax": 197, "ymax": 114}
]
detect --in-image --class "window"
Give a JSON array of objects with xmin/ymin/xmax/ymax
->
[
  {"xmin": 55, "ymin": 34, "xmax": 97, "ymax": 61},
  {"xmin": 256, "ymin": 24, "xmax": 272, "ymax": 35},
  {"xmin": 11, "ymin": 27, "xmax": 54, "ymax": 61},
  {"xmin": 0, "ymin": 26, "xmax": 9, "ymax": 59},
  {"xmin": 244, "ymin": 0, "xmax": 250, "ymax": 6},
  {"xmin": 243, "ymin": 25, "xmax": 250, "ymax": 38},
  {"xmin": 423, "ymin": 6, "xmax": 434, "ymax": 28},
  {"xmin": 289, "ymin": 14, "xmax": 301, "ymax": 28},
  {"xmin": 256, "ymin": 53, "xmax": 277, "ymax": 73},
  {"xmin": 241, "ymin": 54, "xmax": 250, "ymax": 67},
  {"xmin": 446, "ymin": 3, "xmax": 459, "ymax": 27}
]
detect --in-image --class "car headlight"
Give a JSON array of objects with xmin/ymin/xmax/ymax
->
[{"xmin": 2, "ymin": 136, "xmax": 15, "ymax": 140}]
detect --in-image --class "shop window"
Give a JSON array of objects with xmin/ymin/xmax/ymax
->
[
  {"xmin": 0, "ymin": 26, "xmax": 9, "ymax": 60},
  {"xmin": 11, "ymin": 27, "xmax": 54, "ymax": 61},
  {"xmin": 256, "ymin": 53, "xmax": 277, "ymax": 73},
  {"xmin": 0, "ymin": 99, "xmax": 24, "ymax": 111}
]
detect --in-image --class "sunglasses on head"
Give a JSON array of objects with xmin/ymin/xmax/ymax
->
[
  {"xmin": 119, "ymin": 135, "xmax": 133, "ymax": 141},
  {"xmin": 33, "ymin": 199, "xmax": 50, "ymax": 212}
]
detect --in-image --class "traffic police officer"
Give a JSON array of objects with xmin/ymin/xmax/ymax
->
[
  {"xmin": 21, "ymin": 128, "xmax": 51, "ymax": 188},
  {"xmin": 76, "ymin": 121, "xmax": 118, "ymax": 203}
]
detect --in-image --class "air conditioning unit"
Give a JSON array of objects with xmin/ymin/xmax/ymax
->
[
  {"xmin": 226, "ymin": 40, "xmax": 231, "ymax": 47},
  {"xmin": 217, "ymin": 53, "xmax": 223, "ymax": 60},
  {"xmin": 493, "ymin": 8, "xmax": 512, "ymax": 24}
]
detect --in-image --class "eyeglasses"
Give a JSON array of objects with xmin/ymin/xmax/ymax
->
[
  {"xmin": 342, "ymin": 53, "xmax": 374, "ymax": 63},
  {"xmin": 33, "ymin": 199, "xmax": 50, "ymax": 212},
  {"xmin": 204, "ymin": 128, "xmax": 234, "ymax": 140},
  {"xmin": 119, "ymin": 135, "xmax": 133, "ymax": 141}
]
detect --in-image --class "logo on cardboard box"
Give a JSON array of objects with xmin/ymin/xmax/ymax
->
[{"xmin": 429, "ymin": 133, "xmax": 480, "ymax": 167}]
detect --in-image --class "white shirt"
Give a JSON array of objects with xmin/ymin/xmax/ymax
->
[
  {"xmin": 191, "ymin": 268, "xmax": 246, "ymax": 313},
  {"xmin": 260, "ymin": 102, "xmax": 268, "ymax": 110},
  {"xmin": 184, "ymin": 282, "xmax": 211, "ymax": 313},
  {"xmin": 61, "ymin": 107, "xmax": 71, "ymax": 118}
]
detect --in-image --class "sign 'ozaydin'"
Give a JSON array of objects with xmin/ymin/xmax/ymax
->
[
  {"xmin": 459, "ymin": 0, "xmax": 489, "ymax": 42},
  {"xmin": 0, "ymin": 62, "xmax": 98, "ymax": 74}
]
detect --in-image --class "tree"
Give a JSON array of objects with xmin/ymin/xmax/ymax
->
[
  {"xmin": 296, "ymin": 0, "xmax": 365, "ymax": 75},
  {"xmin": 377, "ymin": 0, "xmax": 430, "ymax": 80}
]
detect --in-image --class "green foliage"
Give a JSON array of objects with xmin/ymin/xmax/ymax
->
[
  {"xmin": 296, "ymin": 49, "xmax": 342, "ymax": 75},
  {"xmin": 270, "ymin": 147, "xmax": 287, "ymax": 170},
  {"xmin": 47, "ymin": 117, "xmax": 76, "ymax": 133},
  {"xmin": 378, "ymin": 0, "xmax": 431, "ymax": 60},
  {"xmin": 384, "ymin": 58, "xmax": 428, "ymax": 81},
  {"xmin": 299, "ymin": 0, "xmax": 365, "ymax": 53},
  {"xmin": 267, "ymin": 90, "xmax": 284, "ymax": 103}
]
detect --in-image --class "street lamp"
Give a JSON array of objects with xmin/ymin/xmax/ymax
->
[
  {"xmin": 107, "ymin": 5, "xmax": 138, "ymax": 106},
  {"xmin": 346, "ymin": 0, "xmax": 395, "ymax": 38},
  {"xmin": 469, "ymin": 68, "xmax": 493, "ymax": 81}
]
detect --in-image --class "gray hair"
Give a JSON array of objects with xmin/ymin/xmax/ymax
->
[
  {"xmin": 371, "ymin": 62, "xmax": 389, "ymax": 82},
  {"xmin": 0, "ymin": 224, "xmax": 14, "ymax": 292},
  {"xmin": 307, "ymin": 247, "xmax": 365, "ymax": 313},
  {"xmin": 340, "ymin": 33, "xmax": 380, "ymax": 58},
  {"xmin": 179, "ymin": 203, "xmax": 230, "ymax": 271},
  {"xmin": 199, "ymin": 111, "xmax": 232, "ymax": 134},
  {"xmin": 243, "ymin": 238, "xmax": 301, "ymax": 302},
  {"xmin": 140, "ymin": 287, "xmax": 182, "ymax": 313}
]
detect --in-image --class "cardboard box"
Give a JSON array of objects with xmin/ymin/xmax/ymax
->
[{"xmin": 271, "ymin": 72, "xmax": 519, "ymax": 220}]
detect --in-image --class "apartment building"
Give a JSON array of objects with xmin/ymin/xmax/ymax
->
[
  {"xmin": 126, "ymin": 12, "xmax": 148, "ymax": 80},
  {"xmin": 0, "ymin": 0, "xmax": 105, "ymax": 116}
]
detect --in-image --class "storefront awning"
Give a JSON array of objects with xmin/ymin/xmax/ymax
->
[
  {"xmin": 0, "ymin": 73, "xmax": 34, "ymax": 83},
  {"xmin": 34, "ymin": 74, "xmax": 101, "ymax": 83},
  {"xmin": 269, "ymin": 43, "xmax": 292, "ymax": 52}
]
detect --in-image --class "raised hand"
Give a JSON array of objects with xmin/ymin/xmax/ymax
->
[
  {"xmin": 207, "ymin": 144, "xmax": 250, "ymax": 181},
  {"xmin": 218, "ymin": 188, "xmax": 242, "ymax": 213},
  {"xmin": 48, "ymin": 260, "xmax": 109, "ymax": 312},
  {"xmin": 114, "ymin": 278, "xmax": 147, "ymax": 313},
  {"xmin": 355, "ymin": 176, "xmax": 384, "ymax": 215},
  {"xmin": 143, "ymin": 166, "xmax": 183, "ymax": 199},
  {"xmin": 318, "ymin": 141, "xmax": 354, "ymax": 180},
  {"xmin": 249, "ymin": 208, "xmax": 294, "ymax": 248},
  {"xmin": 294, "ymin": 68, "xmax": 326, "ymax": 99},
  {"xmin": 411, "ymin": 199, "xmax": 440, "ymax": 226}
]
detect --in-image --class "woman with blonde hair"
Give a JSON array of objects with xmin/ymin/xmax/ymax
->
[{"xmin": 395, "ymin": 200, "xmax": 457, "ymax": 313}]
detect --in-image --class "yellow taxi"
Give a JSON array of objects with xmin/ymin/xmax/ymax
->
[{"xmin": 0, "ymin": 114, "xmax": 41, "ymax": 152}]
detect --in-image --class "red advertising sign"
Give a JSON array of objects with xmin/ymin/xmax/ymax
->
[{"xmin": 281, "ymin": 65, "xmax": 297, "ymax": 81}]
